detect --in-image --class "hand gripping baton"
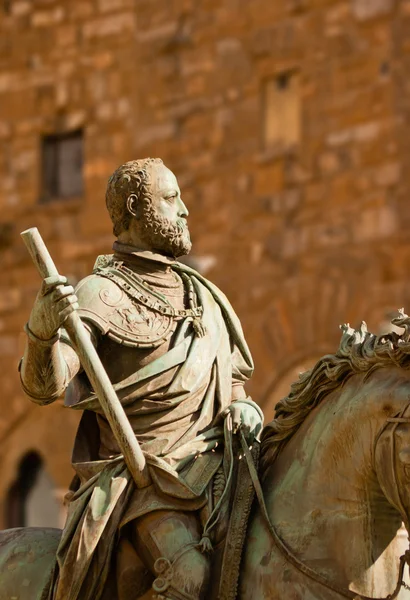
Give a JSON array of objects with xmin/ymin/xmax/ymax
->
[{"xmin": 21, "ymin": 227, "xmax": 151, "ymax": 488}]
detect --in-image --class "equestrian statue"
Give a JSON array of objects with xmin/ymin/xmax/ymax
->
[{"xmin": 0, "ymin": 158, "xmax": 409, "ymax": 600}]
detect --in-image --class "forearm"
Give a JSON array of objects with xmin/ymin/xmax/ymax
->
[
  {"xmin": 233, "ymin": 396, "xmax": 264, "ymax": 423},
  {"xmin": 232, "ymin": 381, "xmax": 247, "ymax": 401},
  {"xmin": 19, "ymin": 324, "xmax": 79, "ymax": 404},
  {"xmin": 232, "ymin": 382, "xmax": 263, "ymax": 418}
]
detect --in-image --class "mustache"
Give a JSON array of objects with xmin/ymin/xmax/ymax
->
[
  {"xmin": 143, "ymin": 211, "xmax": 189, "ymax": 239},
  {"xmin": 176, "ymin": 218, "xmax": 188, "ymax": 233}
]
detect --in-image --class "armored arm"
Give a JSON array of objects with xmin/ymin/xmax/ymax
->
[
  {"xmin": 19, "ymin": 328, "xmax": 81, "ymax": 404},
  {"xmin": 227, "ymin": 330, "xmax": 263, "ymax": 441},
  {"xmin": 223, "ymin": 369, "xmax": 263, "ymax": 443},
  {"xmin": 19, "ymin": 265, "xmax": 158, "ymax": 404},
  {"xmin": 19, "ymin": 273, "xmax": 85, "ymax": 404}
]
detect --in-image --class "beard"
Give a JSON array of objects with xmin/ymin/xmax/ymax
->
[{"xmin": 138, "ymin": 200, "xmax": 192, "ymax": 258}]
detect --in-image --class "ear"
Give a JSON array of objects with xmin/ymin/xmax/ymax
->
[{"xmin": 126, "ymin": 194, "xmax": 138, "ymax": 218}]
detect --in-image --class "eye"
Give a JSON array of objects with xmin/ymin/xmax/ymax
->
[{"xmin": 164, "ymin": 192, "xmax": 177, "ymax": 201}]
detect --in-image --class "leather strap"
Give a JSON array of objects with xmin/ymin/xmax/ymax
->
[{"xmin": 240, "ymin": 432, "xmax": 408, "ymax": 600}]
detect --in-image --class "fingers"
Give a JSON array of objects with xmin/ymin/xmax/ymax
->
[
  {"xmin": 56, "ymin": 295, "xmax": 78, "ymax": 311},
  {"xmin": 58, "ymin": 296, "xmax": 79, "ymax": 322},
  {"xmin": 224, "ymin": 404, "xmax": 263, "ymax": 443},
  {"xmin": 52, "ymin": 285, "xmax": 75, "ymax": 301},
  {"xmin": 59, "ymin": 304, "xmax": 79, "ymax": 322},
  {"xmin": 40, "ymin": 275, "xmax": 68, "ymax": 296},
  {"xmin": 240, "ymin": 423, "xmax": 251, "ymax": 440},
  {"xmin": 230, "ymin": 405, "xmax": 242, "ymax": 434},
  {"xmin": 237, "ymin": 412, "xmax": 262, "ymax": 443}
]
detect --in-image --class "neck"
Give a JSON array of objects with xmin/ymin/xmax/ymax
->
[
  {"xmin": 116, "ymin": 229, "xmax": 176, "ymax": 261},
  {"xmin": 117, "ymin": 229, "xmax": 150, "ymax": 250},
  {"xmin": 261, "ymin": 372, "xmax": 405, "ymax": 596},
  {"xmin": 113, "ymin": 240, "xmax": 176, "ymax": 269}
]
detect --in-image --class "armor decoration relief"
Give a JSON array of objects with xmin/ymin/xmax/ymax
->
[{"xmin": 75, "ymin": 267, "xmax": 177, "ymax": 348}]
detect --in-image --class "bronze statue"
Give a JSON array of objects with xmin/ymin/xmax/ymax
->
[
  {"xmin": 14, "ymin": 158, "xmax": 262, "ymax": 600},
  {"xmin": 0, "ymin": 159, "xmax": 410, "ymax": 600}
]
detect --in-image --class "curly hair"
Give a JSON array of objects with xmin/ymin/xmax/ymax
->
[{"xmin": 105, "ymin": 158, "xmax": 163, "ymax": 236}]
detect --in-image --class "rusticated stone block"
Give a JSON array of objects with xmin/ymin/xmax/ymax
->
[
  {"xmin": 11, "ymin": 1, "xmax": 31, "ymax": 17},
  {"xmin": 31, "ymin": 7, "xmax": 65, "ymax": 27},
  {"xmin": 352, "ymin": 0, "xmax": 394, "ymax": 21},
  {"xmin": 82, "ymin": 13, "xmax": 134, "ymax": 39},
  {"xmin": 1, "ymin": 0, "xmax": 410, "ymax": 520},
  {"xmin": 0, "ymin": 335, "xmax": 19, "ymax": 356},
  {"xmin": 373, "ymin": 162, "xmax": 401, "ymax": 187}
]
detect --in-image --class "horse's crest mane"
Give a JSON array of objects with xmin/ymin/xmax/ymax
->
[{"xmin": 260, "ymin": 309, "xmax": 410, "ymax": 473}]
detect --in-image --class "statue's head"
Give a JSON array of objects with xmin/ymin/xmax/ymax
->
[{"xmin": 105, "ymin": 158, "xmax": 192, "ymax": 258}]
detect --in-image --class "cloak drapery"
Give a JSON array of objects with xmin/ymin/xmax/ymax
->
[{"xmin": 53, "ymin": 263, "xmax": 253, "ymax": 600}]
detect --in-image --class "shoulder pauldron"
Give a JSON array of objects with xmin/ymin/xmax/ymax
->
[{"xmin": 75, "ymin": 255, "xmax": 180, "ymax": 348}]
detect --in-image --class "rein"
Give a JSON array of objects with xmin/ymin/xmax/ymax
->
[{"xmin": 240, "ymin": 427, "xmax": 410, "ymax": 600}]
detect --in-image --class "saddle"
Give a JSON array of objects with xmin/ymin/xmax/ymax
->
[{"xmin": 115, "ymin": 439, "xmax": 260, "ymax": 600}]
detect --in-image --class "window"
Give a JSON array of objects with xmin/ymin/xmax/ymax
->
[
  {"xmin": 262, "ymin": 71, "xmax": 301, "ymax": 151},
  {"xmin": 0, "ymin": 222, "xmax": 14, "ymax": 250},
  {"xmin": 5, "ymin": 451, "xmax": 61, "ymax": 528},
  {"xmin": 41, "ymin": 130, "xmax": 84, "ymax": 202}
]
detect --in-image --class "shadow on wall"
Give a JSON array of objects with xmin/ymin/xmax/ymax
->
[{"xmin": 5, "ymin": 451, "xmax": 61, "ymax": 529}]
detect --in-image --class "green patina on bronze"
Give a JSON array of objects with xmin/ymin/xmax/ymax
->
[
  {"xmin": 3, "ymin": 157, "xmax": 410, "ymax": 600},
  {"xmin": 9, "ymin": 159, "xmax": 262, "ymax": 600},
  {"xmin": 0, "ymin": 527, "xmax": 60, "ymax": 599},
  {"xmin": 3, "ymin": 316, "xmax": 410, "ymax": 598}
]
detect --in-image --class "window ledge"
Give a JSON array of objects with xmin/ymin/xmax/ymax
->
[
  {"xmin": 256, "ymin": 143, "xmax": 300, "ymax": 165},
  {"xmin": 33, "ymin": 196, "xmax": 84, "ymax": 213}
]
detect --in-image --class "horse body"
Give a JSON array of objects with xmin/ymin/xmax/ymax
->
[
  {"xmin": 0, "ymin": 527, "xmax": 60, "ymax": 599},
  {"xmin": 241, "ymin": 366, "xmax": 410, "ymax": 599},
  {"xmin": 4, "ymin": 321, "xmax": 410, "ymax": 599}
]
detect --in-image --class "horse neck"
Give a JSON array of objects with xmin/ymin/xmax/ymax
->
[{"xmin": 265, "ymin": 367, "xmax": 408, "ymax": 588}]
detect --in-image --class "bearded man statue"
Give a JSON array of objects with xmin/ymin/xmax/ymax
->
[{"xmin": 19, "ymin": 158, "xmax": 263, "ymax": 600}]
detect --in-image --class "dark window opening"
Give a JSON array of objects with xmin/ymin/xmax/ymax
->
[
  {"xmin": 5, "ymin": 450, "xmax": 61, "ymax": 528},
  {"xmin": 5, "ymin": 451, "xmax": 42, "ymax": 528},
  {"xmin": 262, "ymin": 70, "xmax": 301, "ymax": 151},
  {"xmin": 41, "ymin": 129, "xmax": 84, "ymax": 203},
  {"xmin": 276, "ymin": 72, "xmax": 291, "ymax": 91},
  {"xmin": 0, "ymin": 222, "xmax": 14, "ymax": 250}
]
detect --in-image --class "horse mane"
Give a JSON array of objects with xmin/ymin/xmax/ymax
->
[{"xmin": 260, "ymin": 309, "xmax": 410, "ymax": 476}]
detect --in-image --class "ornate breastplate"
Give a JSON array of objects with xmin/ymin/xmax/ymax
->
[{"xmin": 74, "ymin": 255, "xmax": 204, "ymax": 348}]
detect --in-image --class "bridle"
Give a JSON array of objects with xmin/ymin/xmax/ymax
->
[
  {"xmin": 241, "ymin": 406, "xmax": 410, "ymax": 600},
  {"xmin": 242, "ymin": 425, "xmax": 410, "ymax": 600}
]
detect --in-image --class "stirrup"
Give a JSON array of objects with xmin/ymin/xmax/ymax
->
[{"xmin": 152, "ymin": 557, "xmax": 197, "ymax": 600}]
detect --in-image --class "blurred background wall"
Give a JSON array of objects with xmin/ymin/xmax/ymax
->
[{"xmin": 0, "ymin": 0, "xmax": 409, "ymax": 528}]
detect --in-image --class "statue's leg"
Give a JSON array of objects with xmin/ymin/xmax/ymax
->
[
  {"xmin": 131, "ymin": 509, "xmax": 211, "ymax": 600},
  {"xmin": 116, "ymin": 533, "xmax": 153, "ymax": 600}
]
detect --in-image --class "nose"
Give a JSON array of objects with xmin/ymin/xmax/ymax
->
[{"xmin": 178, "ymin": 197, "xmax": 189, "ymax": 218}]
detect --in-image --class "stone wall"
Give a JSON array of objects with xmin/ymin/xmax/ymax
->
[
  {"xmin": 132, "ymin": 0, "xmax": 410, "ymax": 400},
  {"xmin": 1, "ymin": 0, "xmax": 410, "ymax": 526},
  {"xmin": 0, "ymin": 0, "xmax": 139, "ymax": 526}
]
